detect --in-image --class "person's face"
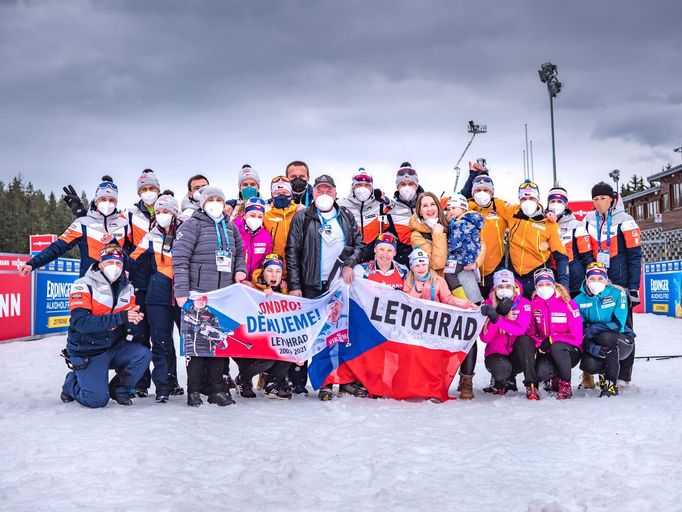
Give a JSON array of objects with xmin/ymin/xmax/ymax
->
[
  {"xmin": 354, "ymin": 183, "xmax": 372, "ymax": 194},
  {"xmin": 398, "ymin": 181, "xmax": 417, "ymax": 192},
  {"xmin": 245, "ymin": 210, "xmax": 264, "ymax": 220},
  {"xmin": 96, "ymin": 195, "xmax": 117, "ymax": 207},
  {"xmin": 99, "ymin": 259, "xmax": 123, "ymax": 274},
  {"xmin": 419, "ymin": 196, "xmax": 438, "ymax": 219},
  {"xmin": 286, "ymin": 164, "xmax": 309, "ymax": 181},
  {"xmin": 496, "ymin": 283, "xmax": 514, "ymax": 294},
  {"xmin": 156, "ymin": 207, "xmax": 171, "ymax": 215},
  {"xmin": 593, "ymin": 195, "xmax": 612, "ymax": 214},
  {"xmin": 313, "ymin": 184, "xmax": 336, "ymax": 200},
  {"xmin": 445, "ymin": 206, "xmax": 464, "ymax": 221},
  {"xmin": 587, "ymin": 274, "xmax": 608, "ymax": 285},
  {"xmin": 412, "ymin": 263, "xmax": 429, "ymax": 277},
  {"xmin": 240, "ymin": 179, "xmax": 259, "ymax": 191},
  {"xmin": 374, "ymin": 244, "xmax": 396, "ymax": 266},
  {"xmin": 535, "ymin": 279, "xmax": 555, "ymax": 291},
  {"xmin": 263, "ymin": 266, "xmax": 283, "ymax": 286},
  {"xmin": 548, "ymin": 199, "xmax": 563, "ymax": 207},
  {"xmin": 139, "ymin": 184, "xmax": 160, "ymax": 196},
  {"xmin": 189, "ymin": 178, "xmax": 209, "ymax": 198},
  {"xmin": 194, "ymin": 297, "xmax": 207, "ymax": 309},
  {"xmin": 272, "ymin": 188, "xmax": 290, "ymax": 198}
]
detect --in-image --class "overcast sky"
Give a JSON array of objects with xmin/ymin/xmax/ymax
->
[{"xmin": 2, "ymin": 0, "xmax": 681, "ymax": 208}]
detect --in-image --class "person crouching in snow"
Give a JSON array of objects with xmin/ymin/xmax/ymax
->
[
  {"xmin": 527, "ymin": 268, "xmax": 583, "ymax": 400},
  {"xmin": 61, "ymin": 244, "xmax": 151, "ymax": 408},
  {"xmin": 403, "ymin": 247, "xmax": 475, "ymax": 309},
  {"xmin": 478, "ymin": 269, "xmax": 538, "ymax": 399},
  {"xmin": 233, "ymin": 254, "xmax": 295, "ymax": 400},
  {"xmin": 574, "ymin": 262, "xmax": 635, "ymax": 397}
]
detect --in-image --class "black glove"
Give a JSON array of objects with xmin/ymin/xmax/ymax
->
[
  {"xmin": 539, "ymin": 337, "xmax": 552, "ymax": 354},
  {"xmin": 373, "ymin": 188, "xmax": 391, "ymax": 206},
  {"xmin": 629, "ymin": 289, "xmax": 640, "ymax": 305},
  {"xmin": 62, "ymin": 185, "xmax": 86, "ymax": 217},
  {"xmin": 496, "ymin": 297, "xmax": 514, "ymax": 316},
  {"xmin": 480, "ymin": 304, "xmax": 500, "ymax": 323}
]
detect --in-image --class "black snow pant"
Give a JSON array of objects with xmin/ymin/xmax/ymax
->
[
  {"xmin": 132, "ymin": 289, "xmax": 152, "ymax": 390},
  {"xmin": 484, "ymin": 335, "xmax": 538, "ymax": 388},
  {"xmin": 187, "ymin": 357, "xmax": 225, "ymax": 395},
  {"xmin": 234, "ymin": 358, "xmax": 291, "ymax": 387},
  {"xmin": 147, "ymin": 303, "xmax": 180, "ymax": 391},
  {"xmin": 460, "ymin": 341, "xmax": 477, "ymax": 375},
  {"xmin": 580, "ymin": 331, "xmax": 635, "ymax": 383},
  {"xmin": 536, "ymin": 342, "xmax": 581, "ymax": 382}
]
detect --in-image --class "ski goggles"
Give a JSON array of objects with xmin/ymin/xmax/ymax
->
[
  {"xmin": 271, "ymin": 176, "xmax": 291, "ymax": 185},
  {"xmin": 352, "ymin": 173, "xmax": 374, "ymax": 185},
  {"xmin": 397, "ymin": 167, "xmax": 417, "ymax": 177},
  {"xmin": 519, "ymin": 180, "xmax": 539, "ymax": 190},
  {"xmin": 263, "ymin": 253, "xmax": 284, "ymax": 269},
  {"xmin": 375, "ymin": 232, "xmax": 397, "ymax": 250},
  {"xmin": 98, "ymin": 181, "xmax": 118, "ymax": 191},
  {"xmin": 533, "ymin": 267, "xmax": 555, "ymax": 286},
  {"xmin": 586, "ymin": 261, "xmax": 609, "ymax": 279},
  {"xmin": 100, "ymin": 244, "xmax": 125, "ymax": 263}
]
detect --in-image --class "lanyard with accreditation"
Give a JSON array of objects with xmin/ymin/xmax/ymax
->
[{"xmin": 214, "ymin": 219, "xmax": 233, "ymax": 272}]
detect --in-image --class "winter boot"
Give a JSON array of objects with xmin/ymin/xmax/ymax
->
[
  {"xmin": 600, "ymin": 381, "xmax": 619, "ymax": 398},
  {"xmin": 482, "ymin": 376, "xmax": 496, "ymax": 394},
  {"xmin": 506, "ymin": 377, "xmax": 518, "ymax": 393},
  {"xmin": 458, "ymin": 374, "xmax": 474, "ymax": 400},
  {"xmin": 208, "ymin": 391, "xmax": 236, "ymax": 406},
  {"xmin": 155, "ymin": 389, "xmax": 170, "ymax": 404},
  {"xmin": 598, "ymin": 374, "xmax": 606, "ymax": 390},
  {"xmin": 525, "ymin": 384, "xmax": 540, "ymax": 401},
  {"xmin": 170, "ymin": 385, "xmax": 185, "ymax": 396},
  {"xmin": 236, "ymin": 375, "xmax": 257, "ymax": 398},
  {"xmin": 579, "ymin": 372, "xmax": 595, "ymax": 389},
  {"xmin": 551, "ymin": 377, "xmax": 561, "ymax": 393},
  {"xmin": 111, "ymin": 394, "xmax": 133, "ymax": 406},
  {"xmin": 264, "ymin": 382, "xmax": 292, "ymax": 400},
  {"xmin": 187, "ymin": 392, "xmax": 203, "ymax": 407},
  {"xmin": 492, "ymin": 381, "xmax": 507, "ymax": 396},
  {"xmin": 60, "ymin": 390, "xmax": 75, "ymax": 403},
  {"xmin": 292, "ymin": 383, "xmax": 309, "ymax": 395},
  {"xmin": 318, "ymin": 384, "xmax": 334, "ymax": 401},
  {"xmin": 556, "ymin": 380, "xmax": 573, "ymax": 400},
  {"xmin": 338, "ymin": 382, "xmax": 369, "ymax": 398},
  {"xmin": 134, "ymin": 388, "xmax": 148, "ymax": 398}
]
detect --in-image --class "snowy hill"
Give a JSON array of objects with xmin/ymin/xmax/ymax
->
[{"xmin": 1, "ymin": 314, "xmax": 681, "ymax": 512}]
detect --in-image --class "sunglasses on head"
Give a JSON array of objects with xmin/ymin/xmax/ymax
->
[
  {"xmin": 533, "ymin": 268, "xmax": 554, "ymax": 280},
  {"xmin": 474, "ymin": 176, "xmax": 494, "ymax": 185},
  {"xmin": 376, "ymin": 233, "xmax": 397, "ymax": 244},
  {"xmin": 353, "ymin": 174, "xmax": 373, "ymax": 184}
]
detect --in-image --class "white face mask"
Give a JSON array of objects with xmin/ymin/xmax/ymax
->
[
  {"xmin": 536, "ymin": 285, "xmax": 555, "ymax": 300},
  {"xmin": 315, "ymin": 193, "xmax": 334, "ymax": 211},
  {"xmin": 204, "ymin": 201, "xmax": 224, "ymax": 220},
  {"xmin": 399, "ymin": 186, "xmax": 417, "ymax": 202},
  {"xmin": 156, "ymin": 213, "xmax": 173, "ymax": 228},
  {"xmin": 521, "ymin": 200, "xmax": 539, "ymax": 217},
  {"xmin": 496, "ymin": 288, "xmax": 514, "ymax": 300},
  {"xmin": 548, "ymin": 203, "xmax": 566, "ymax": 216},
  {"xmin": 140, "ymin": 191, "xmax": 158, "ymax": 206},
  {"xmin": 354, "ymin": 187, "xmax": 371, "ymax": 202},
  {"xmin": 102, "ymin": 264, "xmax": 122, "ymax": 283},
  {"xmin": 97, "ymin": 200, "xmax": 116, "ymax": 216},
  {"xmin": 588, "ymin": 281, "xmax": 606, "ymax": 296},
  {"xmin": 473, "ymin": 191, "xmax": 492, "ymax": 207},
  {"xmin": 192, "ymin": 190, "xmax": 202, "ymax": 202},
  {"xmin": 245, "ymin": 217, "xmax": 263, "ymax": 232}
]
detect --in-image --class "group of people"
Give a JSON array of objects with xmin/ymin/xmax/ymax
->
[{"xmin": 20, "ymin": 158, "xmax": 642, "ymax": 407}]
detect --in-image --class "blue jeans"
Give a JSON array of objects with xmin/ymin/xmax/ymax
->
[{"xmin": 62, "ymin": 343, "xmax": 152, "ymax": 408}]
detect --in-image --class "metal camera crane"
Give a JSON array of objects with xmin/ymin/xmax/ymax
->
[{"xmin": 452, "ymin": 120, "xmax": 487, "ymax": 193}]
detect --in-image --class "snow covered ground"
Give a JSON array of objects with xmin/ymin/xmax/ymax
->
[{"xmin": 1, "ymin": 313, "xmax": 681, "ymax": 512}]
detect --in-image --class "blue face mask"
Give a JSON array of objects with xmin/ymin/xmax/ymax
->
[
  {"xmin": 241, "ymin": 186, "xmax": 258, "ymax": 200},
  {"xmin": 273, "ymin": 195, "xmax": 292, "ymax": 209}
]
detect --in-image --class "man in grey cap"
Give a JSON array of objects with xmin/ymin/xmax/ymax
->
[{"xmin": 285, "ymin": 174, "xmax": 365, "ymax": 400}]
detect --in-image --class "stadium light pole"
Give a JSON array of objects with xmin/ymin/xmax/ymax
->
[
  {"xmin": 674, "ymin": 146, "xmax": 682, "ymax": 162},
  {"xmin": 452, "ymin": 120, "xmax": 487, "ymax": 193},
  {"xmin": 538, "ymin": 62, "xmax": 563, "ymax": 187},
  {"xmin": 609, "ymin": 169, "xmax": 621, "ymax": 195}
]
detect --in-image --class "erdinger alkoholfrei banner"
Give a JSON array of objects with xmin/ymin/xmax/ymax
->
[
  {"xmin": 180, "ymin": 280, "xmax": 348, "ymax": 363},
  {"xmin": 309, "ymin": 278, "xmax": 484, "ymax": 401},
  {"xmin": 180, "ymin": 279, "xmax": 485, "ymax": 401}
]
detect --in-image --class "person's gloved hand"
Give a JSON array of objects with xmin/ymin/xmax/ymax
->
[
  {"xmin": 629, "ymin": 289, "xmax": 640, "ymax": 304},
  {"xmin": 496, "ymin": 297, "xmax": 514, "ymax": 316},
  {"xmin": 62, "ymin": 184, "xmax": 85, "ymax": 216},
  {"xmin": 586, "ymin": 342, "xmax": 607, "ymax": 358},
  {"xmin": 480, "ymin": 304, "xmax": 500, "ymax": 323},
  {"xmin": 539, "ymin": 337, "xmax": 552, "ymax": 354}
]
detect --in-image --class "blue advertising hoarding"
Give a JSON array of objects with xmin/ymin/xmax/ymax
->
[
  {"xmin": 33, "ymin": 258, "xmax": 80, "ymax": 335},
  {"xmin": 643, "ymin": 260, "xmax": 682, "ymax": 318}
]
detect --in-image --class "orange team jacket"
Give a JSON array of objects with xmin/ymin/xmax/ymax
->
[
  {"xmin": 129, "ymin": 225, "xmax": 176, "ymax": 305},
  {"xmin": 263, "ymin": 202, "xmax": 298, "ymax": 261},
  {"xmin": 468, "ymin": 197, "xmax": 516, "ymax": 277},
  {"xmin": 508, "ymin": 212, "xmax": 566, "ymax": 277}
]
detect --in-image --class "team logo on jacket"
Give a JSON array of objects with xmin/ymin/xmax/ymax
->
[{"xmin": 551, "ymin": 312, "xmax": 567, "ymax": 323}]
